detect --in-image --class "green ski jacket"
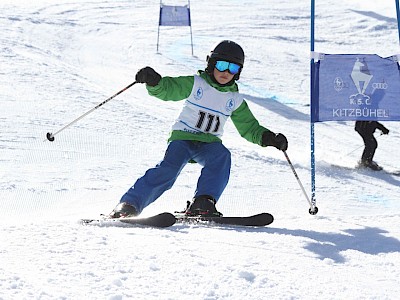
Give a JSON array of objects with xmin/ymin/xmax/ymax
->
[{"xmin": 146, "ymin": 71, "xmax": 269, "ymax": 146}]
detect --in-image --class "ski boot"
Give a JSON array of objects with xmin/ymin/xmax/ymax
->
[
  {"xmin": 185, "ymin": 195, "xmax": 223, "ymax": 217},
  {"xmin": 109, "ymin": 202, "xmax": 138, "ymax": 218},
  {"xmin": 358, "ymin": 160, "xmax": 383, "ymax": 171}
]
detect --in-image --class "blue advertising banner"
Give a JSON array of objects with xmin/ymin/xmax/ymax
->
[
  {"xmin": 159, "ymin": 5, "xmax": 191, "ymax": 26},
  {"xmin": 312, "ymin": 54, "xmax": 400, "ymax": 122}
]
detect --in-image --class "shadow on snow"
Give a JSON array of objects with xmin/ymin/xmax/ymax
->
[
  {"xmin": 243, "ymin": 94, "xmax": 309, "ymax": 122},
  {"xmin": 270, "ymin": 226, "xmax": 400, "ymax": 263},
  {"xmin": 171, "ymin": 223, "xmax": 400, "ymax": 264}
]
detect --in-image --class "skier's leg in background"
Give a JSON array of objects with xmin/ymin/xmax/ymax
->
[{"xmin": 361, "ymin": 134, "xmax": 377, "ymax": 163}]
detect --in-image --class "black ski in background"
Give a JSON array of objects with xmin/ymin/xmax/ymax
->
[{"xmin": 81, "ymin": 212, "xmax": 176, "ymax": 228}]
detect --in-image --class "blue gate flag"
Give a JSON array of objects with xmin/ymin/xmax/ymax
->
[
  {"xmin": 157, "ymin": 2, "xmax": 194, "ymax": 55},
  {"xmin": 312, "ymin": 53, "xmax": 400, "ymax": 122},
  {"xmin": 159, "ymin": 5, "xmax": 191, "ymax": 26}
]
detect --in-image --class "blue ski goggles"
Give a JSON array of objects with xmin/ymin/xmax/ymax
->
[{"xmin": 214, "ymin": 60, "xmax": 241, "ymax": 75}]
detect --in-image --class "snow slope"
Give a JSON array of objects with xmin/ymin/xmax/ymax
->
[{"xmin": 1, "ymin": 1, "xmax": 400, "ymax": 299}]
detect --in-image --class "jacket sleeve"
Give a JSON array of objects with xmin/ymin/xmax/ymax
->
[
  {"xmin": 230, "ymin": 100, "xmax": 269, "ymax": 146},
  {"xmin": 146, "ymin": 75, "xmax": 194, "ymax": 101},
  {"xmin": 376, "ymin": 122, "xmax": 388, "ymax": 132}
]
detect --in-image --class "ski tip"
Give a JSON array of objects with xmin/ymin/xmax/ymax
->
[
  {"xmin": 155, "ymin": 212, "xmax": 177, "ymax": 227},
  {"xmin": 174, "ymin": 212, "xmax": 274, "ymax": 227},
  {"xmin": 250, "ymin": 213, "xmax": 274, "ymax": 226},
  {"xmin": 80, "ymin": 219, "xmax": 93, "ymax": 225}
]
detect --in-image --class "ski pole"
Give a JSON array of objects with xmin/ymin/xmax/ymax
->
[
  {"xmin": 344, "ymin": 132, "xmax": 383, "ymax": 157},
  {"xmin": 283, "ymin": 151, "xmax": 318, "ymax": 215},
  {"xmin": 45, "ymin": 81, "xmax": 137, "ymax": 142}
]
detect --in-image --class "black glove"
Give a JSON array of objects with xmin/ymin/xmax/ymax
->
[
  {"xmin": 135, "ymin": 67, "xmax": 161, "ymax": 87},
  {"xmin": 381, "ymin": 127, "xmax": 389, "ymax": 135},
  {"xmin": 262, "ymin": 131, "xmax": 288, "ymax": 151}
]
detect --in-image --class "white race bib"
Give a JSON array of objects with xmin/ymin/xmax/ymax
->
[{"xmin": 171, "ymin": 75, "xmax": 243, "ymax": 136}]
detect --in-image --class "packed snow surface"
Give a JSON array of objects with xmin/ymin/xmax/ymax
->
[{"xmin": 1, "ymin": 1, "xmax": 400, "ymax": 299}]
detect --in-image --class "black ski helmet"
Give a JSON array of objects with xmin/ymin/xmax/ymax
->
[{"xmin": 206, "ymin": 40, "xmax": 245, "ymax": 81}]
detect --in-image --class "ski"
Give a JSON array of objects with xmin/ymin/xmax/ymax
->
[
  {"xmin": 330, "ymin": 164, "xmax": 400, "ymax": 176},
  {"xmin": 386, "ymin": 170, "xmax": 400, "ymax": 176},
  {"xmin": 81, "ymin": 212, "xmax": 274, "ymax": 228},
  {"xmin": 81, "ymin": 212, "xmax": 176, "ymax": 228},
  {"xmin": 174, "ymin": 212, "xmax": 274, "ymax": 227}
]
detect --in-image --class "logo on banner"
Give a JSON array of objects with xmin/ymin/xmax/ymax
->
[
  {"xmin": 333, "ymin": 77, "xmax": 345, "ymax": 92},
  {"xmin": 334, "ymin": 58, "xmax": 389, "ymax": 104},
  {"xmin": 349, "ymin": 58, "xmax": 374, "ymax": 105},
  {"xmin": 332, "ymin": 57, "xmax": 390, "ymax": 119}
]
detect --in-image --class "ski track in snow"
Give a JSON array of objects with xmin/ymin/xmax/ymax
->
[{"xmin": 1, "ymin": 1, "xmax": 400, "ymax": 299}]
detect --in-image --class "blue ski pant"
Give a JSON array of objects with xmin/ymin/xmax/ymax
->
[{"xmin": 120, "ymin": 140, "xmax": 231, "ymax": 213}]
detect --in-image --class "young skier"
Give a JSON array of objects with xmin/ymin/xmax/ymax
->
[
  {"xmin": 109, "ymin": 40, "xmax": 288, "ymax": 218},
  {"xmin": 355, "ymin": 121, "xmax": 389, "ymax": 171}
]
